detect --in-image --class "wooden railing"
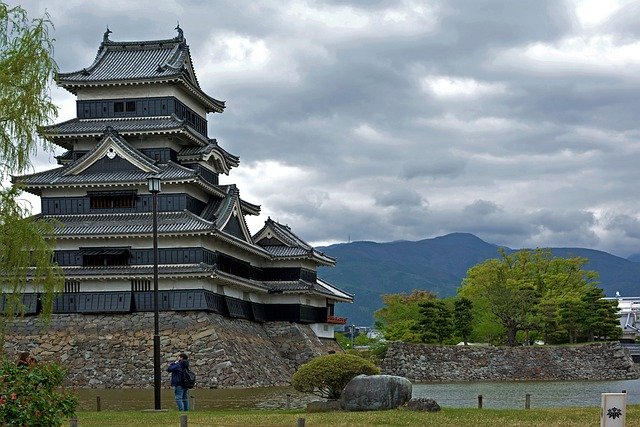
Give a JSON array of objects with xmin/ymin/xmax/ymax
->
[{"xmin": 326, "ymin": 315, "xmax": 347, "ymax": 325}]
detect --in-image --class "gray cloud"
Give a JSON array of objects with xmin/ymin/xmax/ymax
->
[{"xmin": 10, "ymin": 0, "xmax": 640, "ymax": 257}]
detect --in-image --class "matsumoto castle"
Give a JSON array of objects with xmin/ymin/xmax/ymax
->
[{"xmin": 12, "ymin": 27, "xmax": 352, "ymax": 339}]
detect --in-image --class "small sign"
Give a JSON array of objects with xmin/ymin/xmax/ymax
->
[{"xmin": 601, "ymin": 393, "xmax": 626, "ymax": 427}]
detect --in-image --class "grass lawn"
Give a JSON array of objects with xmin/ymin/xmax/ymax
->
[{"xmin": 73, "ymin": 405, "xmax": 640, "ymax": 426}]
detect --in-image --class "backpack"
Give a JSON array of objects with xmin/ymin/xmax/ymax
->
[{"xmin": 181, "ymin": 366, "xmax": 196, "ymax": 389}]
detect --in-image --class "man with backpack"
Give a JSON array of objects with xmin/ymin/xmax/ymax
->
[{"xmin": 167, "ymin": 353, "xmax": 194, "ymax": 411}]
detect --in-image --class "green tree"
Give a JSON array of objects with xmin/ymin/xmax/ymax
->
[
  {"xmin": 291, "ymin": 353, "xmax": 380, "ymax": 399},
  {"xmin": 0, "ymin": 2, "xmax": 63, "ymax": 341},
  {"xmin": 579, "ymin": 288, "xmax": 620, "ymax": 341},
  {"xmin": 374, "ymin": 290, "xmax": 435, "ymax": 343},
  {"xmin": 459, "ymin": 249, "xmax": 599, "ymax": 346},
  {"xmin": 418, "ymin": 299, "xmax": 453, "ymax": 344},
  {"xmin": 453, "ymin": 297, "xmax": 474, "ymax": 345}
]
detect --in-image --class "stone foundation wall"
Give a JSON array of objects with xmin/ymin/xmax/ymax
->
[
  {"xmin": 381, "ymin": 342, "xmax": 640, "ymax": 382},
  {"xmin": 2, "ymin": 312, "xmax": 341, "ymax": 388}
]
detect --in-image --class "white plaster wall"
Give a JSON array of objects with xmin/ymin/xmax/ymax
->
[{"xmin": 310, "ymin": 323, "xmax": 334, "ymax": 339}]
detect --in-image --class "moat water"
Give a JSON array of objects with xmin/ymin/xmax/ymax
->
[{"xmin": 76, "ymin": 379, "xmax": 640, "ymax": 410}]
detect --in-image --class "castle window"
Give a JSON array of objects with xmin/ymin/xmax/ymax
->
[
  {"xmin": 81, "ymin": 248, "xmax": 130, "ymax": 267},
  {"xmin": 89, "ymin": 192, "xmax": 136, "ymax": 209},
  {"xmin": 114, "ymin": 102, "xmax": 124, "ymax": 112},
  {"xmin": 64, "ymin": 281, "xmax": 80, "ymax": 293},
  {"xmin": 126, "ymin": 101, "xmax": 136, "ymax": 112},
  {"xmin": 131, "ymin": 279, "xmax": 151, "ymax": 292}
]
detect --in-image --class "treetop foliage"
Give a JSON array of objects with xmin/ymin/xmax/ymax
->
[{"xmin": 375, "ymin": 249, "xmax": 621, "ymax": 346}]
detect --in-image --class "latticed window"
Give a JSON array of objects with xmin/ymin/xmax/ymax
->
[
  {"xmin": 131, "ymin": 279, "xmax": 151, "ymax": 291},
  {"xmin": 64, "ymin": 281, "xmax": 80, "ymax": 293},
  {"xmin": 90, "ymin": 194, "xmax": 136, "ymax": 209}
]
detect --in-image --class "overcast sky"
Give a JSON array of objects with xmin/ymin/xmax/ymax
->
[{"xmin": 9, "ymin": 0, "xmax": 640, "ymax": 257}]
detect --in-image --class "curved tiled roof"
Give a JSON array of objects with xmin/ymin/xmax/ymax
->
[
  {"xmin": 48, "ymin": 210, "xmax": 214, "ymax": 237},
  {"xmin": 14, "ymin": 162, "xmax": 197, "ymax": 187},
  {"xmin": 253, "ymin": 218, "xmax": 336, "ymax": 266},
  {"xmin": 62, "ymin": 263, "xmax": 216, "ymax": 278},
  {"xmin": 264, "ymin": 279, "xmax": 353, "ymax": 301},
  {"xmin": 260, "ymin": 245, "xmax": 310, "ymax": 257},
  {"xmin": 42, "ymin": 115, "xmax": 207, "ymax": 141},
  {"xmin": 178, "ymin": 141, "xmax": 239, "ymax": 168},
  {"xmin": 56, "ymin": 30, "xmax": 224, "ymax": 113}
]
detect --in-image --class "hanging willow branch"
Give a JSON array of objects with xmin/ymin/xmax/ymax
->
[
  {"xmin": 0, "ymin": 3, "xmax": 63, "ymax": 344},
  {"xmin": 0, "ymin": 3, "xmax": 58, "ymax": 178}
]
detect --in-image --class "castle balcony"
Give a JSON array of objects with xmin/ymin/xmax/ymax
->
[{"xmin": 327, "ymin": 315, "xmax": 347, "ymax": 325}]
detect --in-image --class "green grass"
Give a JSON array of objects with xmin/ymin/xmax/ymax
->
[{"xmin": 72, "ymin": 405, "xmax": 640, "ymax": 426}]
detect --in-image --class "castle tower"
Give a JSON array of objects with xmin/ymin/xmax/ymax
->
[{"xmin": 12, "ymin": 28, "xmax": 351, "ymax": 338}]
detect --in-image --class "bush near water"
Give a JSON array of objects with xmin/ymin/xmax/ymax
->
[{"xmin": 292, "ymin": 353, "xmax": 380, "ymax": 399}]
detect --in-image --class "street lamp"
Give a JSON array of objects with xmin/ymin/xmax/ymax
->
[{"xmin": 147, "ymin": 175, "xmax": 161, "ymax": 410}]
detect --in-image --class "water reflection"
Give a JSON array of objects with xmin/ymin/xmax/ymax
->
[
  {"xmin": 413, "ymin": 379, "xmax": 640, "ymax": 409},
  {"xmin": 75, "ymin": 379, "xmax": 640, "ymax": 411}
]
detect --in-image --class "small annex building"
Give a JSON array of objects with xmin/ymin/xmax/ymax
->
[{"xmin": 12, "ymin": 27, "xmax": 352, "ymax": 340}]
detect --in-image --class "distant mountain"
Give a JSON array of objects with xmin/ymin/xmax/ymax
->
[
  {"xmin": 318, "ymin": 233, "xmax": 640, "ymax": 326},
  {"xmin": 628, "ymin": 253, "xmax": 640, "ymax": 262}
]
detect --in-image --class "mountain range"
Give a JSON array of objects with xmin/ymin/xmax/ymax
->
[{"xmin": 317, "ymin": 233, "xmax": 640, "ymax": 326}]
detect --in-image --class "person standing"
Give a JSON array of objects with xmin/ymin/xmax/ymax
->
[{"xmin": 167, "ymin": 353, "xmax": 190, "ymax": 411}]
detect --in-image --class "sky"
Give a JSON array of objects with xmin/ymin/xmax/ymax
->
[{"xmin": 8, "ymin": 0, "xmax": 640, "ymax": 257}]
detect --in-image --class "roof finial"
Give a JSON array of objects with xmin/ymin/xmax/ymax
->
[
  {"xmin": 175, "ymin": 22, "xmax": 183, "ymax": 40},
  {"xmin": 103, "ymin": 26, "xmax": 112, "ymax": 43}
]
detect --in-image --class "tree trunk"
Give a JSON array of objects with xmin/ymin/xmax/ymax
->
[{"xmin": 507, "ymin": 325, "xmax": 518, "ymax": 346}]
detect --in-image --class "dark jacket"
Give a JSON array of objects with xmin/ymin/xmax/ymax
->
[{"xmin": 167, "ymin": 359, "xmax": 189, "ymax": 387}]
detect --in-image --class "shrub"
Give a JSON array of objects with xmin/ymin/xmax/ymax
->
[
  {"xmin": 291, "ymin": 353, "xmax": 380, "ymax": 399},
  {"xmin": 0, "ymin": 357, "xmax": 78, "ymax": 426}
]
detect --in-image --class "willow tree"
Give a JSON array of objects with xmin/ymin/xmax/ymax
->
[{"xmin": 0, "ymin": 2, "xmax": 63, "ymax": 342}]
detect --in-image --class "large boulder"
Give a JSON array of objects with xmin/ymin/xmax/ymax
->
[{"xmin": 340, "ymin": 374, "xmax": 412, "ymax": 411}]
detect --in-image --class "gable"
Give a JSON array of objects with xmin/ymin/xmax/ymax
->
[
  {"xmin": 83, "ymin": 154, "xmax": 145, "ymax": 174},
  {"xmin": 217, "ymin": 198, "xmax": 254, "ymax": 244},
  {"xmin": 64, "ymin": 133, "xmax": 159, "ymax": 176}
]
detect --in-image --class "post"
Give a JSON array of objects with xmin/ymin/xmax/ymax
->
[
  {"xmin": 350, "ymin": 325, "xmax": 355, "ymax": 348},
  {"xmin": 477, "ymin": 394, "xmax": 483, "ymax": 409},
  {"xmin": 525, "ymin": 394, "xmax": 530, "ymax": 409},
  {"xmin": 96, "ymin": 395, "xmax": 101, "ymax": 411},
  {"xmin": 69, "ymin": 417, "xmax": 78, "ymax": 427},
  {"xmin": 297, "ymin": 418, "xmax": 305, "ymax": 427},
  {"xmin": 180, "ymin": 414, "xmax": 188, "ymax": 427},
  {"xmin": 286, "ymin": 393, "xmax": 291, "ymax": 409},
  {"xmin": 601, "ymin": 392, "xmax": 626, "ymax": 426},
  {"xmin": 148, "ymin": 176, "xmax": 162, "ymax": 410}
]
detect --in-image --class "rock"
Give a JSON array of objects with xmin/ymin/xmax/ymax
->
[
  {"xmin": 306, "ymin": 400, "xmax": 342, "ymax": 412},
  {"xmin": 405, "ymin": 397, "xmax": 441, "ymax": 412},
  {"xmin": 340, "ymin": 374, "xmax": 412, "ymax": 411}
]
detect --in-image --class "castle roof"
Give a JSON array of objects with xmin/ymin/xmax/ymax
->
[
  {"xmin": 253, "ymin": 218, "xmax": 336, "ymax": 266},
  {"xmin": 13, "ymin": 129, "xmax": 234, "ymax": 198},
  {"xmin": 56, "ymin": 27, "xmax": 225, "ymax": 113}
]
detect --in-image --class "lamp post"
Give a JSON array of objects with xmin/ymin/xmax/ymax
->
[{"xmin": 147, "ymin": 176, "xmax": 162, "ymax": 410}]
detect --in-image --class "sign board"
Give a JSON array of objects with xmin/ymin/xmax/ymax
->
[{"xmin": 601, "ymin": 393, "xmax": 626, "ymax": 427}]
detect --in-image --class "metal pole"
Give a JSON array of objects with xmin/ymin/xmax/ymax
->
[{"xmin": 152, "ymin": 189, "xmax": 161, "ymax": 410}]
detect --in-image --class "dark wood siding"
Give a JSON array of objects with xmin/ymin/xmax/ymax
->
[
  {"xmin": 76, "ymin": 96, "xmax": 207, "ymax": 137},
  {"xmin": 41, "ymin": 194, "xmax": 204, "ymax": 215},
  {"xmin": 54, "ymin": 248, "xmax": 216, "ymax": 266}
]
